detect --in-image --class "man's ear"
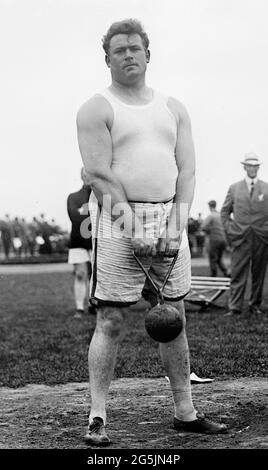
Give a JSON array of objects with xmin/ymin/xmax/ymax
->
[
  {"xmin": 105, "ymin": 54, "xmax": 110, "ymax": 68},
  {"xmin": 146, "ymin": 49, "xmax": 151, "ymax": 63}
]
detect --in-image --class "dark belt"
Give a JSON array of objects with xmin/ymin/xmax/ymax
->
[{"xmin": 128, "ymin": 196, "xmax": 175, "ymax": 204}]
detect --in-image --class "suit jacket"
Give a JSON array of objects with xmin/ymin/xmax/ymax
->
[
  {"xmin": 67, "ymin": 186, "xmax": 92, "ymax": 250},
  {"xmin": 220, "ymin": 179, "xmax": 268, "ymax": 246}
]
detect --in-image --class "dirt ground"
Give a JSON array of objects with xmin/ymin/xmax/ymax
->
[{"xmin": 0, "ymin": 377, "xmax": 267, "ymax": 449}]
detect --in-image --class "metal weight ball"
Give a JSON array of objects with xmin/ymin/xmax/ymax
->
[
  {"xmin": 132, "ymin": 251, "xmax": 181, "ymax": 343},
  {"xmin": 145, "ymin": 302, "xmax": 183, "ymax": 343}
]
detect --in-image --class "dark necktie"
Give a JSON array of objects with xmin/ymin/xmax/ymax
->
[{"xmin": 250, "ymin": 181, "xmax": 254, "ymax": 198}]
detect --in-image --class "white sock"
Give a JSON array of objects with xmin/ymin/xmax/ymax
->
[
  {"xmin": 172, "ymin": 389, "xmax": 197, "ymax": 422},
  {"xmin": 74, "ymin": 278, "xmax": 86, "ymax": 310}
]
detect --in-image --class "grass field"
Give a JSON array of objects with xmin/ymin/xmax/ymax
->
[{"xmin": 0, "ymin": 265, "xmax": 267, "ymax": 388}]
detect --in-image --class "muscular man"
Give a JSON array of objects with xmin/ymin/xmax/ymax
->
[
  {"xmin": 67, "ymin": 168, "xmax": 93, "ymax": 318},
  {"xmin": 221, "ymin": 153, "xmax": 268, "ymax": 316},
  {"xmin": 77, "ymin": 19, "xmax": 227, "ymax": 445}
]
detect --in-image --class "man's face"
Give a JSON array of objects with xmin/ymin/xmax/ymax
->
[
  {"xmin": 244, "ymin": 164, "xmax": 260, "ymax": 179},
  {"xmin": 106, "ymin": 34, "xmax": 149, "ymax": 84}
]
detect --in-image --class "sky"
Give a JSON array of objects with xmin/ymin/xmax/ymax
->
[{"xmin": 0, "ymin": 0, "xmax": 268, "ymax": 230}]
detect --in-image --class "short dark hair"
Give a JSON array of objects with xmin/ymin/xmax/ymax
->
[
  {"xmin": 208, "ymin": 200, "xmax": 217, "ymax": 208},
  {"xmin": 102, "ymin": 19, "xmax": 150, "ymax": 55}
]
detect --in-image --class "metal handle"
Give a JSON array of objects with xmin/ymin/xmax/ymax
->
[{"xmin": 133, "ymin": 251, "xmax": 179, "ymax": 302}]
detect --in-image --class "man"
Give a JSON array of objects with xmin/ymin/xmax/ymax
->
[
  {"xmin": 0, "ymin": 215, "xmax": 13, "ymax": 259},
  {"xmin": 38, "ymin": 214, "xmax": 53, "ymax": 255},
  {"xmin": 195, "ymin": 213, "xmax": 205, "ymax": 256},
  {"xmin": 77, "ymin": 19, "xmax": 227, "ymax": 445},
  {"xmin": 187, "ymin": 217, "xmax": 199, "ymax": 255},
  {"xmin": 221, "ymin": 152, "xmax": 268, "ymax": 316},
  {"xmin": 67, "ymin": 168, "xmax": 93, "ymax": 318},
  {"xmin": 12, "ymin": 217, "xmax": 23, "ymax": 257},
  {"xmin": 202, "ymin": 200, "xmax": 228, "ymax": 277}
]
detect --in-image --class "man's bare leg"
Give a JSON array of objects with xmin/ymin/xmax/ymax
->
[
  {"xmin": 74, "ymin": 263, "xmax": 88, "ymax": 312},
  {"xmin": 159, "ymin": 299, "xmax": 227, "ymax": 433},
  {"xmin": 88, "ymin": 305, "xmax": 127, "ymax": 424},
  {"xmin": 158, "ymin": 300, "xmax": 197, "ymax": 421}
]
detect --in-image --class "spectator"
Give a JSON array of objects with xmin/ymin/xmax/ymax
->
[
  {"xmin": 202, "ymin": 200, "xmax": 228, "ymax": 277},
  {"xmin": 187, "ymin": 217, "xmax": 199, "ymax": 255},
  {"xmin": 12, "ymin": 217, "xmax": 23, "ymax": 257},
  {"xmin": 38, "ymin": 214, "xmax": 52, "ymax": 254},
  {"xmin": 0, "ymin": 215, "xmax": 13, "ymax": 259},
  {"xmin": 221, "ymin": 152, "xmax": 268, "ymax": 316},
  {"xmin": 195, "ymin": 213, "xmax": 205, "ymax": 256},
  {"xmin": 67, "ymin": 168, "xmax": 93, "ymax": 318}
]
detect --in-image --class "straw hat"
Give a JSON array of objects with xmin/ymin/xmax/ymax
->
[{"xmin": 241, "ymin": 152, "xmax": 262, "ymax": 166}]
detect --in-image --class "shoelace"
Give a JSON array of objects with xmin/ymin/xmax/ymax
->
[
  {"xmin": 196, "ymin": 412, "xmax": 205, "ymax": 421},
  {"xmin": 89, "ymin": 417, "xmax": 103, "ymax": 432}
]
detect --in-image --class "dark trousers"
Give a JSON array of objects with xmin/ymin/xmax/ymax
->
[
  {"xmin": 208, "ymin": 240, "xmax": 228, "ymax": 277},
  {"xmin": 229, "ymin": 232, "xmax": 268, "ymax": 312},
  {"xmin": 1, "ymin": 235, "xmax": 12, "ymax": 259}
]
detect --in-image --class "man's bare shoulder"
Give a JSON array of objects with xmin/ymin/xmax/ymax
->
[
  {"xmin": 167, "ymin": 96, "xmax": 191, "ymax": 124},
  {"xmin": 76, "ymin": 94, "xmax": 113, "ymax": 128}
]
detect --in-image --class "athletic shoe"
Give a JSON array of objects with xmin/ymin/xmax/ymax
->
[
  {"xmin": 84, "ymin": 417, "xmax": 111, "ymax": 446},
  {"xmin": 174, "ymin": 412, "xmax": 228, "ymax": 434}
]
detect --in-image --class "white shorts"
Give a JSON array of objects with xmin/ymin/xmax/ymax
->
[
  {"xmin": 89, "ymin": 194, "xmax": 191, "ymax": 306},
  {"xmin": 68, "ymin": 248, "xmax": 92, "ymax": 265}
]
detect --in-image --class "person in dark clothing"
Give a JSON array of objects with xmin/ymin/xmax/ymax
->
[
  {"xmin": 0, "ymin": 215, "xmax": 13, "ymax": 259},
  {"xmin": 12, "ymin": 217, "xmax": 23, "ymax": 257},
  {"xmin": 38, "ymin": 214, "xmax": 53, "ymax": 255},
  {"xmin": 67, "ymin": 168, "xmax": 93, "ymax": 318},
  {"xmin": 202, "ymin": 200, "xmax": 229, "ymax": 277}
]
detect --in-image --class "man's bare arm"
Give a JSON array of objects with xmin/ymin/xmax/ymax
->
[
  {"xmin": 158, "ymin": 98, "xmax": 196, "ymax": 255},
  {"xmin": 77, "ymin": 97, "xmax": 129, "ymax": 207},
  {"xmin": 76, "ymin": 96, "xmax": 155, "ymax": 255}
]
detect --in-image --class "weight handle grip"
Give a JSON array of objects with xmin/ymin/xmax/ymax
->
[
  {"xmin": 132, "ymin": 251, "xmax": 179, "ymax": 300},
  {"xmin": 160, "ymin": 251, "xmax": 179, "ymax": 294},
  {"xmin": 132, "ymin": 252, "xmax": 160, "ymax": 295}
]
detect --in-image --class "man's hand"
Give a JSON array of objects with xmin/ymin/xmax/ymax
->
[
  {"xmin": 156, "ymin": 231, "xmax": 181, "ymax": 257},
  {"xmin": 131, "ymin": 237, "xmax": 157, "ymax": 257}
]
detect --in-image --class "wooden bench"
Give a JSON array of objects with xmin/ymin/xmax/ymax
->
[{"xmin": 185, "ymin": 276, "xmax": 230, "ymax": 310}]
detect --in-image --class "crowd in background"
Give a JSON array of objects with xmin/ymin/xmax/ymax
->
[
  {"xmin": 0, "ymin": 214, "xmax": 69, "ymax": 260},
  {"xmin": 0, "ymin": 212, "xmax": 210, "ymax": 261},
  {"xmin": 188, "ymin": 213, "xmax": 206, "ymax": 256}
]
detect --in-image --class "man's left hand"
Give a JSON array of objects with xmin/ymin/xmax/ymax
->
[{"xmin": 156, "ymin": 231, "xmax": 181, "ymax": 257}]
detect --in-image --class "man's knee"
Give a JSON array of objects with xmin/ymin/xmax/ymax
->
[
  {"xmin": 165, "ymin": 300, "xmax": 187, "ymax": 329},
  {"xmin": 95, "ymin": 306, "xmax": 126, "ymax": 339},
  {"xmin": 74, "ymin": 263, "xmax": 88, "ymax": 282}
]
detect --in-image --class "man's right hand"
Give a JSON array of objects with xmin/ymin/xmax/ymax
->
[{"xmin": 131, "ymin": 237, "xmax": 157, "ymax": 257}]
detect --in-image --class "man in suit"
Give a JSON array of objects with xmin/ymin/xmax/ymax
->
[{"xmin": 221, "ymin": 152, "xmax": 268, "ymax": 316}]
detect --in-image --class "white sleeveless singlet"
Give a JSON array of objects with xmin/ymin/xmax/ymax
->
[{"xmin": 98, "ymin": 88, "xmax": 178, "ymax": 202}]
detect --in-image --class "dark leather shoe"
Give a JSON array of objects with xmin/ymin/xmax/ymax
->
[
  {"xmin": 174, "ymin": 412, "xmax": 228, "ymax": 434},
  {"xmin": 249, "ymin": 306, "xmax": 265, "ymax": 315},
  {"xmin": 224, "ymin": 310, "xmax": 241, "ymax": 317}
]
